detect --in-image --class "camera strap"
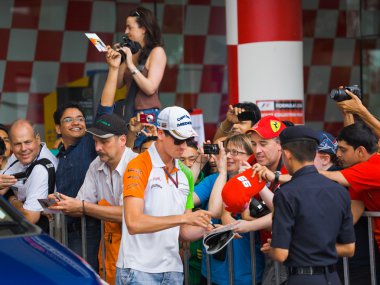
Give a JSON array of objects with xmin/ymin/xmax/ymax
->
[{"xmin": 114, "ymin": 50, "xmax": 151, "ymax": 124}]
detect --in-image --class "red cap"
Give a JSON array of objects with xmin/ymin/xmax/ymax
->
[
  {"xmin": 222, "ymin": 168, "xmax": 267, "ymax": 213},
  {"xmin": 246, "ymin": 115, "xmax": 286, "ymax": 139}
]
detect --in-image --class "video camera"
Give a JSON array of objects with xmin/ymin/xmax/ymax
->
[
  {"xmin": 330, "ymin": 85, "xmax": 362, "ymax": 102},
  {"xmin": 117, "ymin": 36, "xmax": 141, "ymax": 63}
]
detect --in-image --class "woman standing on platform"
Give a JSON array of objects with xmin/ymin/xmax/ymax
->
[{"xmin": 115, "ymin": 6, "xmax": 166, "ymax": 148}]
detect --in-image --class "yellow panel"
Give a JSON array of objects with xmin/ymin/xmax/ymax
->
[{"xmin": 43, "ymin": 91, "xmax": 57, "ymax": 149}]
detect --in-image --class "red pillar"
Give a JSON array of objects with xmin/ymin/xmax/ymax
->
[{"xmin": 226, "ymin": 0, "xmax": 304, "ymax": 124}]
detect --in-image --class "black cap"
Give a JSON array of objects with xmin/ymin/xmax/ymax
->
[
  {"xmin": 86, "ymin": 114, "xmax": 128, "ymax": 138},
  {"xmin": 279, "ymin": 126, "xmax": 321, "ymax": 145}
]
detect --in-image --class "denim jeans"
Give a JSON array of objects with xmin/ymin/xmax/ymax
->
[{"xmin": 116, "ymin": 268, "xmax": 183, "ymax": 285}]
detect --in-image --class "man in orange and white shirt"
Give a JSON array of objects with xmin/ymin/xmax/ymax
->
[{"xmin": 116, "ymin": 106, "xmax": 213, "ymax": 285}]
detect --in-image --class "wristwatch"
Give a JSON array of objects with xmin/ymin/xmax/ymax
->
[{"xmin": 273, "ymin": 171, "xmax": 281, "ymax": 186}]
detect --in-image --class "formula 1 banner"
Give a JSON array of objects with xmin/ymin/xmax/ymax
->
[{"xmin": 256, "ymin": 100, "xmax": 304, "ymax": 124}]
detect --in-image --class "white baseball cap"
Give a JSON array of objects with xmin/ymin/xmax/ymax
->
[{"xmin": 157, "ymin": 106, "xmax": 198, "ymax": 140}]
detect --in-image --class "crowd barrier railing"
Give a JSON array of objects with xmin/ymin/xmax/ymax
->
[{"xmin": 47, "ymin": 211, "xmax": 380, "ymax": 285}]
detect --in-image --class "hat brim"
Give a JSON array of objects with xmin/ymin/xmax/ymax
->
[
  {"xmin": 170, "ymin": 128, "xmax": 198, "ymax": 140},
  {"xmin": 86, "ymin": 128, "xmax": 115, "ymax": 139}
]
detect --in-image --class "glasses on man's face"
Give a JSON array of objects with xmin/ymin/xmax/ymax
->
[
  {"xmin": 225, "ymin": 149, "xmax": 247, "ymax": 157},
  {"xmin": 62, "ymin": 116, "xmax": 85, "ymax": 124},
  {"xmin": 164, "ymin": 130, "xmax": 193, "ymax": 146}
]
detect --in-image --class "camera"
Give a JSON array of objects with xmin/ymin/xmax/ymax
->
[
  {"xmin": 203, "ymin": 144, "xmax": 220, "ymax": 155},
  {"xmin": 238, "ymin": 111, "xmax": 254, "ymax": 122},
  {"xmin": 118, "ymin": 36, "xmax": 141, "ymax": 63},
  {"xmin": 249, "ymin": 197, "xmax": 271, "ymax": 218},
  {"xmin": 330, "ymin": 85, "xmax": 362, "ymax": 102},
  {"xmin": 139, "ymin": 113, "xmax": 155, "ymax": 124},
  {"xmin": 12, "ymin": 172, "xmax": 27, "ymax": 181}
]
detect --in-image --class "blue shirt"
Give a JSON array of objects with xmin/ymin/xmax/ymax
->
[
  {"xmin": 195, "ymin": 173, "xmax": 265, "ymax": 284},
  {"xmin": 56, "ymin": 104, "xmax": 113, "ymax": 198}
]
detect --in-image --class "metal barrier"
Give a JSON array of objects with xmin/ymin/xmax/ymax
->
[{"xmin": 47, "ymin": 211, "xmax": 380, "ymax": 285}]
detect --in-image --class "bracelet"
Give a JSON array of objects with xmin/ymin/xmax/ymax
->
[
  {"xmin": 131, "ymin": 68, "xmax": 139, "ymax": 75},
  {"xmin": 82, "ymin": 200, "xmax": 85, "ymax": 216},
  {"xmin": 219, "ymin": 121, "xmax": 232, "ymax": 134}
]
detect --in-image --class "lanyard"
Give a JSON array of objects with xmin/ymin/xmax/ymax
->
[{"xmin": 162, "ymin": 167, "xmax": 178, "ymax": 188}]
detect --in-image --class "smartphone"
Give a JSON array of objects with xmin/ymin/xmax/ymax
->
[
  {"xmin": 237, "ymin": 112, "xmax": 252, "ymax": 122},
  {"xmin": 54, "ymin": 192, "xmax": 62, "ymax": 201},
  {"xmin": 139, "ymin": 113, "xmax": 155, "ymax": 123},
  {"xmin": 203, "ymin": 144, "xmax": 219, "ymax": 155},
  {"xmin": 12, "ymin": 172, "xmax": 27, "ymax": 180}
]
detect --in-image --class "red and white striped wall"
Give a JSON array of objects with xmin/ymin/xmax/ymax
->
[{"xmin": 226, "ymin": 0, "xmax": 304, "ymax": 124}]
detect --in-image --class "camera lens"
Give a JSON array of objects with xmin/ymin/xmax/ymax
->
[{"xmin": 330, "ymin": 88, "xmax": 349, "ymax": 102}]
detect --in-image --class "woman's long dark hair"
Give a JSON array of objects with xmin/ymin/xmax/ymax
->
[{"xmin": 129, "ymin": 7, "xmax": 163, "ymax": 65}]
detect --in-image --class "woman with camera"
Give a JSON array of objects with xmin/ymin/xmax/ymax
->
[
  {"xmin": 193, "ymin": 134, "xmax": 265, "ymax": 285},
  {"xmin": 115, "ymin": 6, "xmax": 166, "ymax": 148}
]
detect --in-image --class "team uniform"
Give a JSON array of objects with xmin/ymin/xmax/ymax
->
[
  {"xmin": 271, "ymin": 165, "xmax": 355, "ymax": 285},
  {"xmin": 117, "ymin": 142, "xmax": 194, "ymax": 281},
  {"xmin": 76, "ymin": 147, "xmax": 137, "ymax": 284},
  {"xmin": 341, "ymin": 153, "xmax": 380, "ymax": 250}
]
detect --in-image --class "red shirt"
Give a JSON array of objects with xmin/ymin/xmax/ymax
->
[{"xmin": 341, "ymin": 153, "xmax": 380, "ymax": 248}]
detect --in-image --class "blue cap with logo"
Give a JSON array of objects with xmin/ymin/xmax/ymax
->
[{"xmin": 317, "ymin": 131, "xmax": 338, "ymax": 155}]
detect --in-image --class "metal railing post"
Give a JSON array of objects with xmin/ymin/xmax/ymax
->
[
  {"xmin": 184, "ymin": 249, "xmax": 190, "ymax": 285},
  {"xmin": 62, "ymin": 214, "xmax": 68, "ymax": 246},
  {"xmin": 274, "ymin": 261, "xmax": 280, "ymax": 285},
  {"xmin": 342, "ymin": 257, "xmax": 350, "ymax": 285},
  {"xmin": 249, "ymin": 232, "xmax": 257, "ymax": 285},
  {"xmin": 100, "ymin": 220, "xmax": 106, "ymax": 281},
  {"xmin": 206, "ymin": 252, "xmax": 211, "ymax": 285},
  {"xmin": 81, "ymin": 215, "xmax": 87, "ymax": 260},
  {"xmin": 367, "ymin": 215, "xmax": 377, "ymax": 285},
  {"xmin": 227, "ymin": 242, "xmax": 234, "ymax": 285}
]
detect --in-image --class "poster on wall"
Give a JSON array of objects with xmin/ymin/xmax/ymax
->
[
  {"xmin": 256, "ymin": 100, "xmax": 304, "ymax": 125},
  {"xmin": 190, "ymin": 109, "xmax": 205, "ymax": 147}
]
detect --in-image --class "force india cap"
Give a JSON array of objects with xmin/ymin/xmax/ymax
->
[{"xmin": 157, "ymin": 106, "xmax": 198, "ymax": 140}]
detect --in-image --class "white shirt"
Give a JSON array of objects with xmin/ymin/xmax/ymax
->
[
  {"xmin": 76, "ymin": 147, "xmax": 137, "ymax": 205},
  {"xmin": 117, "ymin": 143, "xmax": 192, "ymax": 273},
  {"xmin": 2, "ymin": 143, "xmax": 58, "ymax": 211}
]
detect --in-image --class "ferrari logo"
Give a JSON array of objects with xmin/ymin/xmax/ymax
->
[{"xmin": 270, "ymin": 120, "xmax": 281, "ymax": 133}]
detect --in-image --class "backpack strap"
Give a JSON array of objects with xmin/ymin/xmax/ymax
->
[{"xmin": 26, "ymin": 158, "xmax": 56, "ymax": 195}]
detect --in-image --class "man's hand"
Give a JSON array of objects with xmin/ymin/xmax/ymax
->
[
  {"xmin": 252, "ymin": 163, "xmax": 275, "ymax": 182},
  {"xmin": 232, "ymin": 219, "xmax": 253, "ymax": 234},
  {"xmin": 128, "ymin": 114, "xmax": 144, "ymax": 133},
  {"xmin": 48, "ymin": 193, "xmax": 83, "ymax": 217},
  {"xmin": 337, "ymin": 89, "xmax": 365, "ymax": 115},
  {"xmin": 261, "ymin": 238, "xmax": 272, "ymax": 254},
  {"xmin": 226, "ymin": 104, "xmax": 245, "ymax": 124},
  {"xmin": 0, "ymin": 174, "xmax": 17, "ymax": 190},
  {"xmin": 183, "ymin": 209, "xmax": 213, "ymax": 230}
]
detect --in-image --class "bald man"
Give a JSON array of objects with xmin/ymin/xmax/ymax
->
[{"xmin": 0, "ymin": 120, "xmax": 58, "ymax": 226}]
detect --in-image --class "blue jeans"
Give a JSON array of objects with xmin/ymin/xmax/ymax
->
[
  {"xmin": 133, "ymin": 108, "xmax": 160, "ymax": 149},
  {"xmin": 116, "ymin": 268, "xmax": 183, "ymax": 285}
]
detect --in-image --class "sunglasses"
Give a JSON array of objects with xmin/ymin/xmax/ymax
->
[
  {"xmin": 164, "ymin": 130, "xmax": 193, "ymax": 146},
  {"xmin": 133, "ymin": 11, "xmax": 141, "ymax": 17}
]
